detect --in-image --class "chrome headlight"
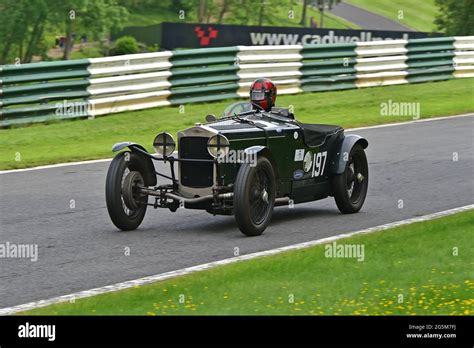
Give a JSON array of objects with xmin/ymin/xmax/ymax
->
[
  {"xmin": 153, "ymin": 132, "xmax": 175, "ymax": 157},
  {"xmin": 207, "ymin": 134, "xmax": 230, "ymax": 158}
]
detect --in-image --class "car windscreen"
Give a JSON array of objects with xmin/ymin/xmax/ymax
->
[{"xmin": 222, "ymin": 102, "xmax": 253, "ymax": 117}]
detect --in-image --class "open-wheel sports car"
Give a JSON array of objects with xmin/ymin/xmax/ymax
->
[{"xmin": 105, "ymin": 101, "xmax": 369, "ymax": 236}]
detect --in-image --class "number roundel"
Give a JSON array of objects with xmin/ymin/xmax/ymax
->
[
  {"xmin": 303, "ymin": 151, "xmax": 313, "ymax": 172},
  {"xmin": 311, "ymin": 151, "xmax": 327, "ymax": 177}
]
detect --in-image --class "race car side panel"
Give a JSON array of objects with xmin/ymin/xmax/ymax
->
[{"xmin": 288, "ymin": 130, "xmax": 343, "ymax": 203}]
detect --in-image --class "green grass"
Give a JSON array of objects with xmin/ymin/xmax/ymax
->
[
  {"xmin": 22, "ymin": 209, "xmax": 474, "ymax": 315},
  {"xmin": 319, "ymin": 11, "xmax": 360, "ymax": 30},
  {"xmin": 243, "ymin": 2, "xmax": 360, "ymax": 29},
  {"xmin": 346, "ymin": 0, "xmax": 439, "ymax": 32},
  {"xmin": 125, "ymin": 8, "xmax": 185, "ymax": 27},
  {"xmin": 70, "ymin": 45, "xmax": 105, "ymax": 60},
  {"xmin": 1, "ymin": 79, "xmax": 473, "ymax": 170}
]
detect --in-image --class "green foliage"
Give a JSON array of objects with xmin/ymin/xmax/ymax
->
[
  {"xmin": 49, "ymin": 0, "xmax": 130, "ymax": 59},
  {"xmin": 146, "ymin": 44, "xmax": 161, "ymax": 52},
  {"xmin": 71, "ymin": 45, "xmax": 105, "ymax": 59},
  {"xmin": 191, "ymin": 0, "xmax": 355, "ymax": 28},
  {"xmin": 435, "ymin": 0, "xmax": 474, "ymax": 35},
  {"xmin": 0, "ymin": 0, "xmax": 49, "ymax": 64},
  {"xmin": 113, "ymin": 35, "xmax": 139, "ymax": 55},
  {"xmin": 168, "ymin": 0, "xmax": 196, "ymax": 12},
  {"xmin": 0, "ymin": 0, "xmax": 357, "ymax": 62},
  {"xmin": 0, "ymin": 0, "xmax": 129, "ymax": 63}
]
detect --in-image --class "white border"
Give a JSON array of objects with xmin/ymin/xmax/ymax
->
[
  {"xmin": 347, "ymin": 112, "xmax": 473, "ymax": 131},
  {"xmin": 0, "ymin": 158, "xmax": 113, "ymax": 174},
  {"xmin": 1, "ymin": 204, "xmax": 472, "ymax": 315}
]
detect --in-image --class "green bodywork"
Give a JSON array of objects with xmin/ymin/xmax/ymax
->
[{"xmin": 197, "ymin": 103, "xmax": 357, "ymax": 203}]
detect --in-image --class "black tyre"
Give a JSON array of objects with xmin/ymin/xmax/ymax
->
[
  {"xmin": 105, "ymin": 151, "xmax": 148, "ymax": 230},
  {"xmin": 331, "ymin": 144, "xmax": 369, "ymax": 214},
  {"xmin": 234, "ymin": 156, "xmax": 276, "ymax": 236}
]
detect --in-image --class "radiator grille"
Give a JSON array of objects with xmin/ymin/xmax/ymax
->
[{"xmin": 179, "ymin": 137, "xmax": 213, "ymax": 188}]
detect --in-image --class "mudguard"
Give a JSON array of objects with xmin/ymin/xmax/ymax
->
[
  {"xmin": 244, "ymin": 146, "xmax": 279, "ymax": 179},
  {"xmin": 111, "ymin": 141, "xmax": 157, "ymax": 186},
  {"xmin": 112, "ymin": 141, "xmax": 145, "ymax": 153},
  {"xmin": 330, "ymin": 135, "xmax": 368, "ymax": 175}
]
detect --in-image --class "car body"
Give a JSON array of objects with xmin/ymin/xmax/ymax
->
[{"xmin": 105, "ymin": 101, "xmax": 369, "ymax": 236}]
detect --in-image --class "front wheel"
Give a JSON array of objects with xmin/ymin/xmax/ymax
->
[
  {"xmin": 234, "ymin": 156, "xmax": 276, "ymax": 236},
  {"xmin": 331, "ymin": 144, "xmax": 369, "ymax": 214},
  {"xmin": 105, "ymin": 152, "xmax": 148, "ymax": 231}
]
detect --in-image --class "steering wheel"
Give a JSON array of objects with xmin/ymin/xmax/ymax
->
[{"xmin": 250, "ymin": 102, "xmax": 265, "ymax": 112}]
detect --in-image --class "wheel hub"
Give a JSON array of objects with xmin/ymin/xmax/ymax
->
[
  {"xmin": 261, "ymin": 189, "xmax": 269, "ymax": 204},
  {"xmin": 122, "ymin": 171, "xmax": 145, "ymax": 210}
]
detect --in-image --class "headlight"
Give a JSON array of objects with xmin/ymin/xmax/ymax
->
[
  {"xmin": 153, "ymin": 132, "xmax": 175, "ymax": 157},
  {"xmin": 207, "ymin": 134, "xmax": 230, "ymax": 158}
]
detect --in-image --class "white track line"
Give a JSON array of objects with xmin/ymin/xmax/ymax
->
[
  {"xmin": 1, "ymin": 204, "xmax": 472, "ymax": 316},
  {"xmin": 347, "ymin": 112, "xmax": 473, "ymax": 131},
  {"xmin": 0, "ymin": 158, "xmax": 113, "ymax": 174},
  {"xmin": 1, "ymin": 113, "xmax": 472, "ymax": 175},
  {"xmin": 0, "ymin": 152, "xmax": 168, "ymax": 175}
]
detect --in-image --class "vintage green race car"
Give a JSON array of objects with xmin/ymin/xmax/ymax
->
[{"xmin": 105, "ymin": 101, "xmax": 369, "ymax": 236}]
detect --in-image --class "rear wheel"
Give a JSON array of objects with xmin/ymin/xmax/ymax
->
[
  {"xmin": 331, "ymin": 144, "xmax": 368, "ymax": 213},
  {"xmin": 105, "ymin": 152, "xmax": 148, "ymax": 230},
  {"xmin": 234, "ymin": 156, "xmax": 276, "ymax": 236}
]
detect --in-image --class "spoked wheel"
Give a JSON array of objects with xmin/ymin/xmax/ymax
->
[
  {"xmin": 331, "ymin": 144, "xmax": 369, "ymax": 213},
  {"xmin": 234, "ymin": 156, "xmax": 276, "ymax": 236},
  {"xmin": 105, "ymin": 152, "xmax": 148, "ymax": 230}
]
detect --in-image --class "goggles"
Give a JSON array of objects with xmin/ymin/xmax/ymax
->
[{"xmin": 251, "ymin": 90, "xmax": 265, "ymax": 100}]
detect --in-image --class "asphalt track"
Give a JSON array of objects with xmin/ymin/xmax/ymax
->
[
  {"xmin": 330, "ymin": 2, "xmax": 414, "ymax": 31},
  {"xmin": 1, "ymin": 115, "xmax": 473, "ymax": 308}
]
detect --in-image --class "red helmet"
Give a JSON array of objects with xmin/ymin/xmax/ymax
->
[{"xmin": 249, "ymin": 78, "xmax": 277, "ymax": 111}]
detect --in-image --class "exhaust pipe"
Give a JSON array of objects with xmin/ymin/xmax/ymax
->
[
  {"xmin": 165, "ymin": 192, "xmax": 233, "ymax": 204},
  {"xmin": 141, "ymin": 185, "xmax": 288, "ymax": 206},
  {"xmin": 275, "ymin": 197, "xmax": 291, "ymax": 207}
]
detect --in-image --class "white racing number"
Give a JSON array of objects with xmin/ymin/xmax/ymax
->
[{"xmin": 312, "ymin": 151, "xmax": 327, "ymax": 177}]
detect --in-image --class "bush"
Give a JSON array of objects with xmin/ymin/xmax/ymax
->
[
  {"xmin": 71, "ymin": 46, "xmax": 104, "ymax": 59},
  {"xmin": 113, "ymin": 36, "xmax": 139, "ymax": 55}
]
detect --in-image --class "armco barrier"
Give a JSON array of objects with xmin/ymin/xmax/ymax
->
[{"xmin": 1, "ymin": 36, "xmax": 473, "ymax": 126}]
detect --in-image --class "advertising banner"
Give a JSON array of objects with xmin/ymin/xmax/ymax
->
[{"xmin": 159, "ymin": 22, "xmax": 439, "ymax": 49}]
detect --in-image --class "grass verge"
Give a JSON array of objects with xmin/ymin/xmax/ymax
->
[
  {"xmin": 346, "ymin": 0, "xmax": 439, "ymax": 32},
  {"xmin": 21, "ymin": 209, "xmax": 474, "ymax": 315},
  {"xmin": 1, "ymin": 79, "xmax": 473, "ymax": 170}
]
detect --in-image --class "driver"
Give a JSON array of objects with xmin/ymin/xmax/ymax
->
[{"xmin": 249, "ymin": 78, "xmax": 277, "ymax": 112}]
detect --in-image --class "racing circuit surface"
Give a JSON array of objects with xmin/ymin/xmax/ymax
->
[{"xmin": 1, "ymin": 115, "xmax": 473, "ymax": 308}]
